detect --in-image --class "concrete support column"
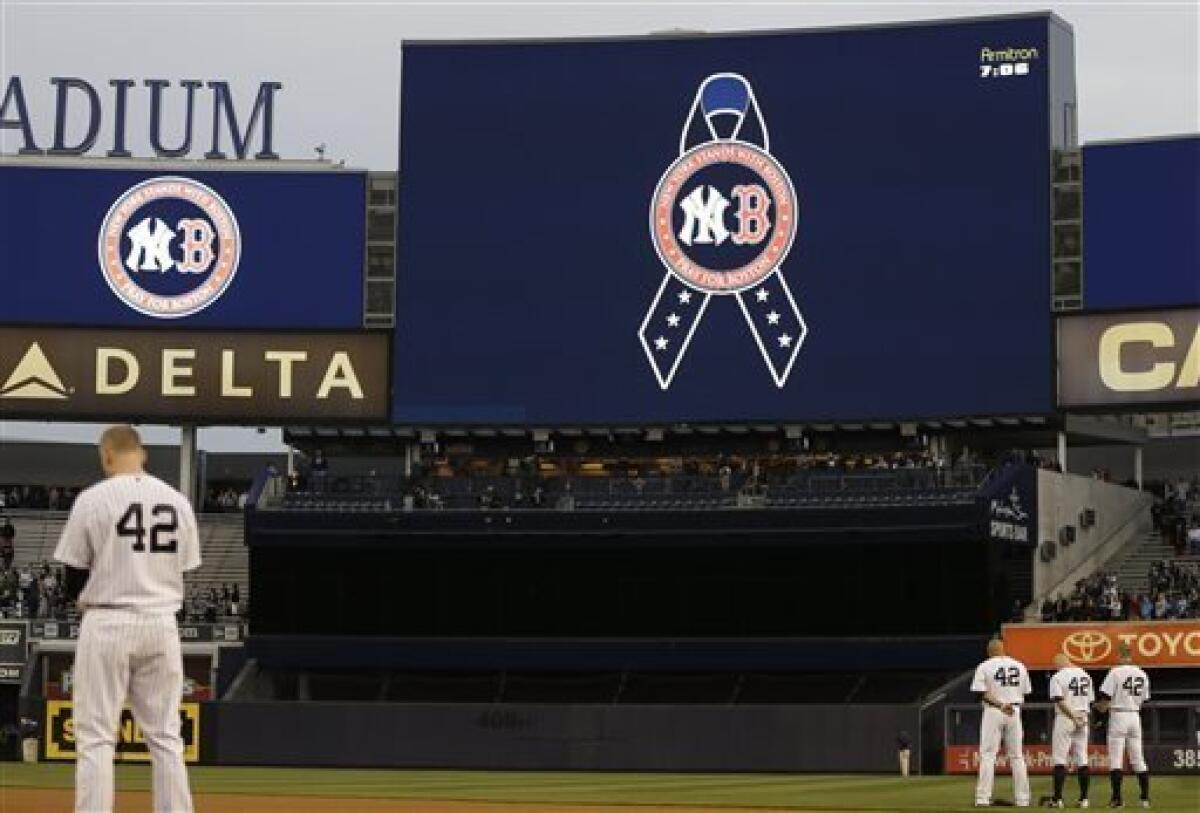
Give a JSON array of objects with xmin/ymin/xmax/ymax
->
[
  {"xmin": 179, "ymin": 424, "xmax": 198, "ymax": 507},
  {"xmin": 1056, "ymin": 430, "xmax": 1068, "ymax": 473},
  {"xmin": 1134, "ymin": 445, "xmax": 1144, "ymax": 491}
]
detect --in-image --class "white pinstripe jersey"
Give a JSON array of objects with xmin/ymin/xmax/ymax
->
[
  {"xmin": 53, "ymin": 473, "xmax": 201, "ymax": 613},
  {"xmin": 1100, "ymin": 664, "xmax": 1151, "ymax": 711},
  {"xmin": 1048, "ymin": 666, "xmax": 1094, "ymax": 714},
  {"xmin": 971, "ymin": 655, "xmax": 1032, "ymax": 706}
]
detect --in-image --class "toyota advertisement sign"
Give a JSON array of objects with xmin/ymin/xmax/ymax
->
[{"xmin": 1003, "ymin": 621, "xmax": 1200, "ymax": 669}]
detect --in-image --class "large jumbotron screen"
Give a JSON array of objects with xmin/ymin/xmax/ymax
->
[{"xmin": 395, "ymin": 15, "xmax": 1061, "ymax": 425}]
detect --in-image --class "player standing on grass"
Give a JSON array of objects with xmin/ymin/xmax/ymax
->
[
  {"xmin": 1097, "ymin": 643, "xmax": 1151, "ymax": 809},
  {"xmin": 1047, "ymin": 653, "xmax": 1094, "ymax": 808},
  {"xmin": 972, "ymin": 637, "xmax": 1032, "ymax": 808},
  {"xmin": 53, "ymin": 425, "xmax": 199, "ymax": 813}
]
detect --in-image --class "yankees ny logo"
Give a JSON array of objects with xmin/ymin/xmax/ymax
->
[
  {"xmin": 98, "ymin": 176, "xmax": 241, "ymax": 319},
  {"xmin": 639, "ymin": 73, "xmax": 806, "ymax": 389}
]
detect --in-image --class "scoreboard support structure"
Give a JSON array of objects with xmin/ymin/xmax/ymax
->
[{"xmin": 180, "ymin": 424, "xmax": 198, "ymax": 508}]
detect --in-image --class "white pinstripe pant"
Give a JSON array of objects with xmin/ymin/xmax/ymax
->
[{"xmin": 73, "ymin": 609, "xmax": 193, "ymax": 813}]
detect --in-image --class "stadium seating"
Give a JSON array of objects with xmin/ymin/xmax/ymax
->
[
  {"xmin": 270, "ymin": 465, "xmax": 989, "ymax": 514},
  {"xmin": 3, "ymin": 509, "xmax": 248, "ymax": 610}
]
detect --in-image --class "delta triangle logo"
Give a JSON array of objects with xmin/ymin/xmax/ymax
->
[{"xmin": 0, "ymin": 342, "xmax": 69, "ymax": 399}]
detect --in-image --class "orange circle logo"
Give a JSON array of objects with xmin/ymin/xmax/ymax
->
[
  {"xmin": 97, "ymin": 176, "xmax": 240, "ymax": 319},
  {"xmin": 1062, "ymin": 630, "xmax": 1112, "ymax": 664}
]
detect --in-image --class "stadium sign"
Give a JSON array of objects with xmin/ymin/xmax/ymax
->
[
  {"xmin": 45, "ymin": 701, "xmax": 200, "ymax": 763},
  {"xmin": 0, "ymin": 327, "xmax": 390, "ymax": 422},
  {"xmin": 0, "ymin": 76, "xmax": 281, "ymax": 159},
  {"xmin": 0, "ymin": 622, "xmax": 28, "ymax": 685},
  {"xmin": 30, "ymin": 620, "xmax": 241, "ymax": 643},
  {"xmin": 640, "ymin": 73, "xmax": 805, "ymax": 390},
  {"xmin": 1058, "ymin": 307, "xmax": 1200, "ymax": 409},
  {"xmin": 945, "ymin": 743, "xmax": 1199, "ymax": 776},
  {"xmin": 1002, "ymin": 620, "xmax": 1200, "ymax": 668},
  {"xmin": 0, "ymin": 166, "xmax": 366, "ymax": 329}
]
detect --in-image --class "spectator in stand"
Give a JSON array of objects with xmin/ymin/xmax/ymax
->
[
  {"xmin": 0, "ymin": 518, "xmax": 14, "ymax": 571},
  {"xmin": 310, "ymin": 449, "xmax": 330, "ymax": 493}
]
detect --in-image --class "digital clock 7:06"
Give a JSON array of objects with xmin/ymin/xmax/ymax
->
[{"xmin": 980, "ymin": 62, "xmax": 1030, "ymax": 78}]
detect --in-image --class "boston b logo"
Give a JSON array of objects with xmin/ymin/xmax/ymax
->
[
  {"xmin": 640, "ymin": 74, "xmax": 806, "ymax": 389},
  {"xmin": 98, "ymin": 176, "xmax": 241, "ymax": 318}
]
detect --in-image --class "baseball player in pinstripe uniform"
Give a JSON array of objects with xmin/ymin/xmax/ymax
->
[
  {"xmin": 1097, "ymin": 643, "xmax": 1152, "ymax": 808},
  {"xmin": 1047, "ymin": 652, "xmax": 1094, "ymax": 808},
  {"xmin": 54, "ymin": 425, "xmax": 200, "ymax": 813}
]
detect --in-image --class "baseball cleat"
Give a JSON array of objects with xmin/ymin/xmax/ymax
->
[{"xmin": 1078, "ymin": 800, "xmax": 1089, "ymax": 808}]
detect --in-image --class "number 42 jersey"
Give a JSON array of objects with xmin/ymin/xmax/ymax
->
[
  {"xmin": 972, "ymin": 655, "xmax": 1032, "ymax": 706},
  {"xmin": 1048, "ymin": 666, "xmax": 1094, "ymax": 714},
  {"xmin": 1101, "ymin": 665, "xmax": 1151, "ymax": 711},
  {"xmin": 54, "ymin": 473, "xmax": 202, "ymax": 613}
]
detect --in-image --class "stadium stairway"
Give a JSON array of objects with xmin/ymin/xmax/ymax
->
[
  {"xmin": 5, "ymin": 509, "xmax": 248, "ymax": 605},
  {"xmin": 1109, "ymin": 529, "xmax": 1200, "ymax": 596}
]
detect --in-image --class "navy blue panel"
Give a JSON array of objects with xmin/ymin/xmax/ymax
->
[
  {"xmin": 396, "ymin": 17, "xmax": 1055, "ymax": 424},
  {"xmin": 1082, "ymin": 137, "xmax": 1200, "ymax": 310},
  {"xmin": 0, "ymin": 166, "xmax": 365, "ymax": 328}
]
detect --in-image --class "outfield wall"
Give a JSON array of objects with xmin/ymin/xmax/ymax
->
[{"xmin": 206, "ymin": 701, "xmax": 920, "ymax": 773}]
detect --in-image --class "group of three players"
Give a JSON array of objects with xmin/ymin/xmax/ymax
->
[{"xmin": 974, "ymin": 638, "xmax": 1153, "ymax": 808}]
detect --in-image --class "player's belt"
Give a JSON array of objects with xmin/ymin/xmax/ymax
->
[{"xmin": 1110, "ymin": 707, "xmax": 1139, "ymax": 712}]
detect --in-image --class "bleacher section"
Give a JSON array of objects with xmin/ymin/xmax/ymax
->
[
  {"xmin": 1112, "ymin": 529, "xmax": 1200, "ymax": 595},
  {"xmin": 273, "ymin": 465, "xmax": 990, "ymax": 514},
  {"xmin": 4, "ymin": 509, "xmax": 248, "ymax": 603}
]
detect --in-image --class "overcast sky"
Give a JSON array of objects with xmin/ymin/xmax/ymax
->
[{"xmin": 1, "ymin": 0, "xmax": 1196, "ymax": 450}]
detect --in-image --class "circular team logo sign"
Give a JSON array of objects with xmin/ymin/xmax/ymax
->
[
  {"xmin": 97, "ymin": 176, "xmax": 241, "ymax": 319},
  {"xmin": 650, "ymin": 141, "xmax": 797, "ymax": 294},
  {"xmin": 1062, "ymin": 630, "xmax": 1112, "ymax": 664}
]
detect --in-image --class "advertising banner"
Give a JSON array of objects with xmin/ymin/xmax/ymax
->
[
  {"xmin": 0, "ymin": 166, "xmax": 365, "ymax": 328},
  {"xmin": 945, "ymin": 744, "xmax": 1200, "ymax": 775},
  {"xmin": 0, "ymin": 326, "xmax": 389, "ymax": 422},
  {"xmin": 1057, "ymin": 307, "xmax": 1199, "ymax": 409},
  {"xmin": 32, "ymin": 620, "xmax": 241, "ymax": 644},
  {"xmin": 396, "ymin": 15, "xmax": 1061, "ymax": 424},
  {"xmin": 981, "ymin": 464, "xmax": 1038, "ymax": 544},
  {"xmin": 1002, "ymin": 621, "xmax": 1200, "ymax": 669},
  {"xmin": 44, "ymin": 651, "xmax": 214, "ymax": 702},
  {"xmin": 45, "ymin": 700, "xmax": 200, "ymax": 763},
  {"xmin": 0, "ymin": 620, "xmax": 27, "ymax": 684}
]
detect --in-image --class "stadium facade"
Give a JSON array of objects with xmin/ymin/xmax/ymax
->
[{"xmin": 0, "ymin": 11, "xmax": 1197, "ymax": 778}]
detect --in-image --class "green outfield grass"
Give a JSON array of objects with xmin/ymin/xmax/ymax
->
[{"xmin": 0, "ymin": 763, "xmax": 1197, "ymax": 811}]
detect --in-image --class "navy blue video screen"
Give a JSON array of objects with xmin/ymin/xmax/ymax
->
[
  {"xmin": 1083, "ymin": 137, "xmax": 1200, "ymax": 310},
  {"xmin": 0, "ymin": 166, "xmax": 365, "ymax": 328},
  {"xmin": 396, "ymin": 16, "xmax": 1057, "ymax": 424}
]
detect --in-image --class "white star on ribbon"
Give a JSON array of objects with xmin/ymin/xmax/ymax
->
[
  {"xmin": 654, "ymin": 336, "xmax": 669, "ymax": 351},
  {"xmin": 678, "ymin": 291, "xmax": 692, "ymax": 304},
  {"xmin": 766, "ymin": 311, "xmax": 780, "ymax": 325},
  {"xmin": 667, "ymin": 313, "xmax": 681, "ymax": 327},
  {"xmin": 778, "ymin": 333, "xmax": 792, "ymax": 348},
  {"xmin": 755, "ymin": 288, "xmax": 769, "ymax": 303}
]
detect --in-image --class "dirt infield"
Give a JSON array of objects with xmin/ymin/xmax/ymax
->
[{"xmin": 0, "ymin": 788, "xmax": 854, "ymax": 813}]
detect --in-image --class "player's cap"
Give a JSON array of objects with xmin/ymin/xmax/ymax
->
[{"xmin": 1116, "ymin": 642, "xmax": 1133, "ymax": 662}]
